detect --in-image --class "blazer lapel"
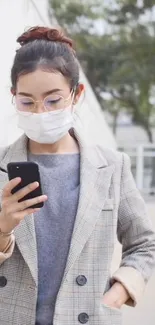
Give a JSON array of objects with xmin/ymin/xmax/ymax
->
[
  {"xmin": 0, "ymin": 135, "xmax": 38, "ymax": 285},
  {"xmin": 63, "ymin": 130, "xmax": 115, "ymax": 279}
]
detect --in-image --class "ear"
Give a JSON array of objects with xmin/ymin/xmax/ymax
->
[
  {"xmin": 10, "ymin": 87, "xmax": 16, "ymax": 95},
  {"xmin": 74, "ymin": 83, "xmax": 85, "ymax": 104}
]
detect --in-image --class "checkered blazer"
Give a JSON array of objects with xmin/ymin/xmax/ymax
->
[{"xmin": 0, "ymin": 129, "xmax": 155, "ymax": 325}]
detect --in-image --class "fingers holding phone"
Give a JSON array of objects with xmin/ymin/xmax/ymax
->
[{"xmin": 0, "ymin": 163, "xmax": 47, "ymax": 234}]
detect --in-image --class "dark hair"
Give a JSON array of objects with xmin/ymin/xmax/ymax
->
[{"xmin": 11, "ymin": 26, "xmax": 79, "ymax": 92}]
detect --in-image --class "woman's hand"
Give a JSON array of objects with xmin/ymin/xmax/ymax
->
[
  {"xmin": 0, "ymin": 177, "xmax": 47, "ymax": 234},
  {"xmin": 102, "ymin": 282, "xmax": 130, "ymax": 309}
]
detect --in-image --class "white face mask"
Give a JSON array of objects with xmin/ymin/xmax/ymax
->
[{"xmin": 17, "ymin": 105, "xmax": 74, "ymax": 144}]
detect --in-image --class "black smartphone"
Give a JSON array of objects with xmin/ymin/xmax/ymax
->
[{"xmin": 7, "ymin": 162, "xmax": 44, "ymax": 209}]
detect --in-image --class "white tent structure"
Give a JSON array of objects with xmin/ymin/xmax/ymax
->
[{"xmin": 0, "ymin": 0, "xmax": 116, "ymax": 148}]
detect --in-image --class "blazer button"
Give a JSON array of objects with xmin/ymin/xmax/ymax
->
[
  {"xmin": 0, "ymin": 276, "xmax": 7, "ymax": 287},
  {"xmin": 76, "ymin": 275, "xmax": 87, "ymax": 286},
  {"xmin": 78, "ymin": 313, "xmax": 89, "ymax": 324}
]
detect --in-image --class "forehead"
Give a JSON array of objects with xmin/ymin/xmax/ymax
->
[{"xmin": 16, "ymin": 69, "xmax": 70, "ymax": 95}]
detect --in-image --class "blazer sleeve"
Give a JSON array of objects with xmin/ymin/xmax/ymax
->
[{"xmin": 111, "ymin": 153, "xmax": 155, "ymax": 306}]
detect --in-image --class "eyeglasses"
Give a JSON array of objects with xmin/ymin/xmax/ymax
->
[{"xmin": 12, "ymin": 90, "xmax": 74, "ymax": 115}]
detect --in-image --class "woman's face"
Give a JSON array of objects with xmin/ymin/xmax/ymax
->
[{"xmin": 15, "ymin": 69, "xmax": 83, "ymax": 114}]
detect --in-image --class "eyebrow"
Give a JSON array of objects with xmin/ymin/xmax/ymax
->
[{"xmin": 17, "ymin": 89, "xmax": 62, "ymax": 97}]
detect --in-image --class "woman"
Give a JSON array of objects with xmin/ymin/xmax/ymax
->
[{"xmin": 0, "ymin": 26, "xmax": 155, "ymax": 325}]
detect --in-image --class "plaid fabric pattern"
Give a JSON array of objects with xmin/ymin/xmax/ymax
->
[{"xmin": 0, "ymin": 129, "xmax": 155, "ymax": 325}]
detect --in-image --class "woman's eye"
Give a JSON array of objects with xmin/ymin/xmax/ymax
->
[
  {"xmin": 47, "ymin": 99, "xmax": 60, "ymax": 104},
  {"xmin": 23, "ymin": 102, "xmax": 33, "ymax": 105}
]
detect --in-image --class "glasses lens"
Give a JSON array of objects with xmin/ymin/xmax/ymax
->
[
  {"xmin": 44, "ymin": 94, "xmax": 65, "ymax": 111},
  {"xmin": 15, "ymin": 97, "xmax": 35, "ymax": 112}
]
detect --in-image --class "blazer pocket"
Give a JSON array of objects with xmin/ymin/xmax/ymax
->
[
  {"xmin": 101, "ymin": 302, "xmax": 121, "ymax": 315},
  {"xmin": 102, "ymin": 198, "xmax": 114, "ymax": 211}
]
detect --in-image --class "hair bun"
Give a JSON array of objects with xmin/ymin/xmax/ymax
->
[{"xmin": 17, "ymin": 26, "xmax": 74, "ymax": 49}]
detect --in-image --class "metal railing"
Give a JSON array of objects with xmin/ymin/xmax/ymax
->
[{"xmin": 118, "ymin": 144, "xmax": 155, "ymax": 195}]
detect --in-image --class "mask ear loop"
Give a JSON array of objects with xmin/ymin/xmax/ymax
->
[
  {"xmin": 11, "ymin": 86, "xmax": 17, "ymax": 109},
  {"xmin": 11, "ymin": 95, "xmax": 15, "ymax": 105},
  {"xmin": 11, "ymin": 86, "xmax": 16, "ymax": 105},
  {"xmin": 72, "ymin": 83, "xmax": 85, "ymax": 128},
  {"xmin": 71, "ymin": 88, "xmax": 77, "ymax": 114},
  {"xmin": 72, "ymin": 83, "xmax": 80, "ymax": 108}
]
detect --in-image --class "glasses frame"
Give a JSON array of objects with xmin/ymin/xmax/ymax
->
[{"xmin": 12, "ymin": 89, "xmax": 75, "ymax": 115}]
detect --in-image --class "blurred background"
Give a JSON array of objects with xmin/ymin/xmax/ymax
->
[{"xmin": 0, "ymin": 0, "xmax": 154, "ymax": 324}]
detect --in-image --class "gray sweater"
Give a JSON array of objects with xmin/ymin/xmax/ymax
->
[{"xmin": 28, "ymin": 152, "xmax": 80, "ymax": 325}]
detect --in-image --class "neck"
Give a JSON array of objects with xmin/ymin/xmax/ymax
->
[{"xmin": 28, "ymin": 132, "xmax": 79, "ymax": 154}]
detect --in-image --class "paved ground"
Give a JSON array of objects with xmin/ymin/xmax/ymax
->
[{"xmin": 111, "ymin": 201, "xmax": 155, "ymax": 325}]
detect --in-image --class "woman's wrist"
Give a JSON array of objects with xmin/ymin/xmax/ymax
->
[
  {"xmin": 0, "ymin": 213, "xmax": 14, "ymax": 236},
  {"xmin": 112, "ymin": 282, "xmax": 130, "ymax": 307},
  {"xmin": 0, "ymin": 228, "xmax": 14, "ymax": 237},
  {"xmin": 0, "ymin": 235, "xmax": 12, "ymax": 253},
  {"xmin": 102, "ymin": 281, "xmax": 130, "ymax": 309}
]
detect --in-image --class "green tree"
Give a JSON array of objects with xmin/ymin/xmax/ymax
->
[
  {"xmin": 48, "ymin": 0, "xmax": 155, "ymax": 142},
  {"xmin": 105, "ymin": 0, "xmax": 155, "ymax": 142}
]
